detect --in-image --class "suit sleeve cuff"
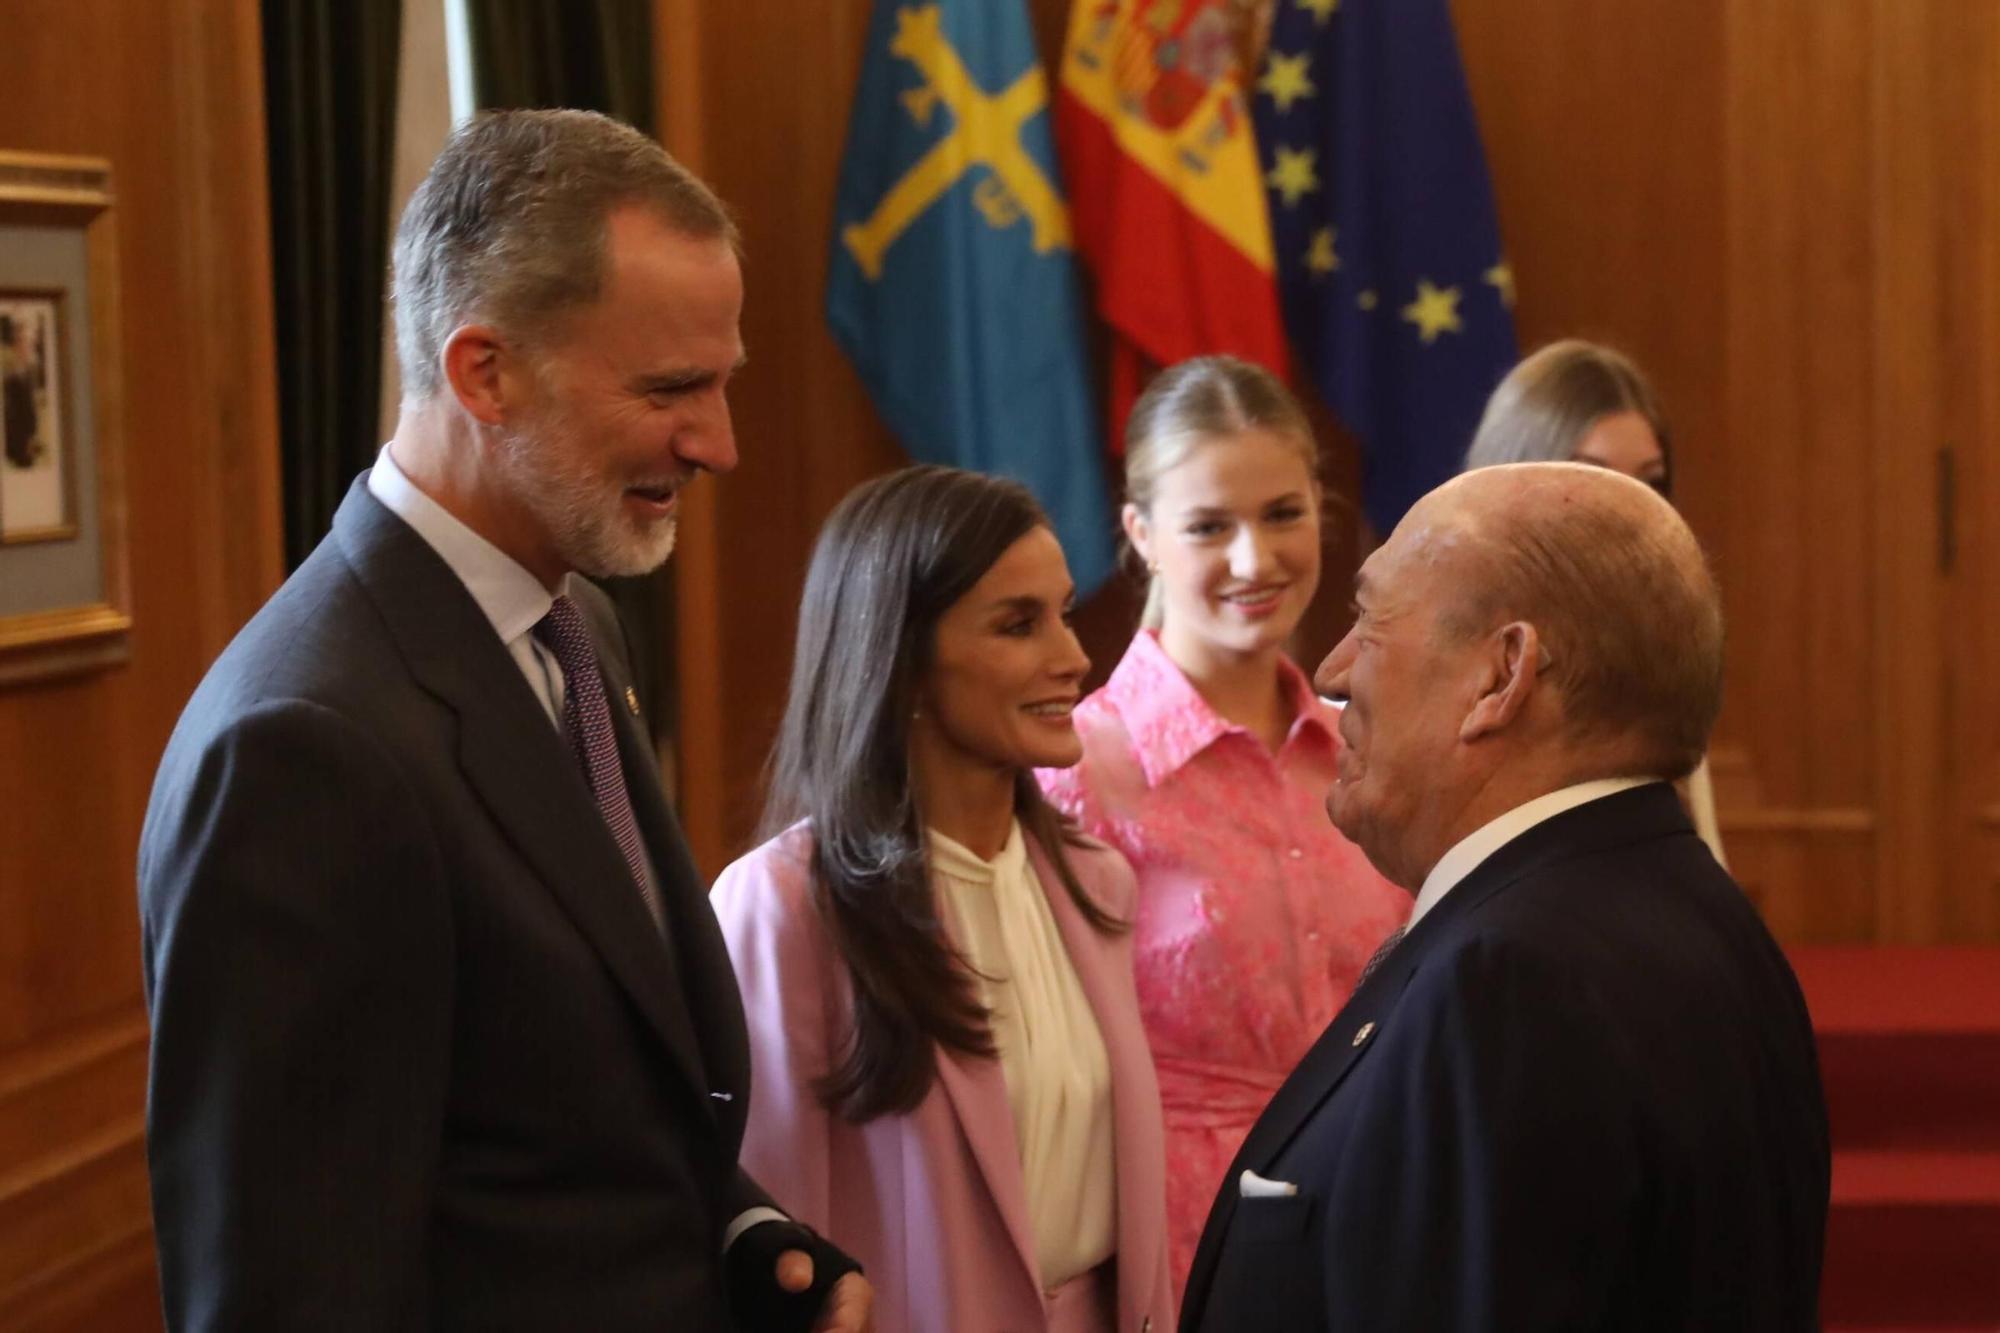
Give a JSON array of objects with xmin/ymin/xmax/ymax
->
[{"xmin": 722, "ymin": 1205, "xmax": 791, "ymax": 1253}]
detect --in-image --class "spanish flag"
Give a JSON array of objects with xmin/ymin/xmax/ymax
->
[{"xmin": 1055, "ymin": 0, "xmax": 1290, "ymax": 450}]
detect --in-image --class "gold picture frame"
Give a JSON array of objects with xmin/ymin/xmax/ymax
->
[{"xmin": 0, "ymin": 151, "xmax": 129, "ymax": 685}]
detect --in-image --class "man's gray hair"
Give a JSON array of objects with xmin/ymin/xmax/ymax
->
[
  {"xmin": 1444, "ymin": 468, "xmax": 1724, "ymax": 778},
  {"xmin": 391, "ymin": 108, "xmax": 736, "ymax": 400}
]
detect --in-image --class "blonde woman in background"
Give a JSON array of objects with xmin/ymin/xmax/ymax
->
[
  {"xmin": 1038, "ymin": 356, "xmax": 1407, "ymax": 1293},
  {"xmin": 1464, "ymin": 338, "xmax": 1727, "ymax": 865}
]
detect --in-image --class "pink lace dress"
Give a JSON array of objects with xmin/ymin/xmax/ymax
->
[{"xmin": 1037, "ymin": 631, "xmax": 1409, "ymax": 1293}]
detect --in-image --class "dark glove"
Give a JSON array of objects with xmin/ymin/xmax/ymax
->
[{"xmin": 725, "ymin": 1217, "xmax": 864, "ymax": 1333}]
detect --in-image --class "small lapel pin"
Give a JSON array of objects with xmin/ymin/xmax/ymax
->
[
  {"xmin": 1351, "ymin": 1021, "xmax": 1376, "ymax": 1047},
  {"xmin": 624, "ymin": 686, "xmax": 641, "ymax": 716},
  {"xmin": 709, "ymin": 1090, "xmax": 734, "ymax": 1102}
]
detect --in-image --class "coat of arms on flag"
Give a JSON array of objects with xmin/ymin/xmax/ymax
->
[{"xmin": 1057, "ymin": 0, "xmax": 1291, "ymax": 450}]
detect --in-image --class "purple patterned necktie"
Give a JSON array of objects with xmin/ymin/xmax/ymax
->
[
  {"xmin": 1357, "ymin": 925, "xmax": 1407, "ymax": 987},
  {"xmin": 533, "ymin": 594, "xmax": 665, "ymax": 933}
]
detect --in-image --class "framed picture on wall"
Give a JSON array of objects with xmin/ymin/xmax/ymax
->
[
  {"xmin": 2, "ymin": 292, "xmax": 75, "ymax": 541},
  {"xmin": 0, "ymin": 151, "xmax": 129, "ymax": 686}
]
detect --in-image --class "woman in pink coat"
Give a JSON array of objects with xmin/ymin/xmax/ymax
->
[
  {"xmin": 712, "ymin": 466, "xmax": 1174, "ymax": 1333},
  {"xmin": 1038, "ymin": 357, "xmax": 1409, "ymax": 1294}
]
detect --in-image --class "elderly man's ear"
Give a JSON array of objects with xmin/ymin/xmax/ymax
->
[{"xmin": 1459, "ymin": 621, "xmax": 1545, "ymax": 742}]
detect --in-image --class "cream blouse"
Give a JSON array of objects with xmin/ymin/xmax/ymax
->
[{"xmin": 929, "ymin": 822, "xmax": 1117, "ymax": 1290}]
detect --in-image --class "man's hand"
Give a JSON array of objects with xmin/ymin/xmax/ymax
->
[
  {"xmin": 726, "ymin": 1218, "xmax": 866, "ymax": 1332},
  {"xmin": 776, "ymin": 1250, "xmax": 873, "ymax": 1332}
]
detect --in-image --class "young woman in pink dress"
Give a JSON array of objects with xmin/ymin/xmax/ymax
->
[
  {"xmin": 1037, "ymin": 356, "xmax": 1409, "ymax": 1293},
  {"xmin": 712, "ymin": 466, "xmax": 1174, "ymax": 1333}
]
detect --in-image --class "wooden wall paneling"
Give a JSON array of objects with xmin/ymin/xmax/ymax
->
[
  {"xmin": 0, "ymin": 0, "xmax": 282, "ymax": 1327},
  {"xmin": 1865, "ymin": 0, "xmax": 1947, "ymax": 942},
  {"xmin": 1454, "ymin": 0, "xmax": 1900, "ymax": 939},
  {"xmin": 658, "ymin": 0, "xmax": 905, "ymax": 874},
  {"xmin": 158, "ymin": 0, "xmax": 287, "ymax": 655},
  {"xmin": 0, "ymin": 1014, "xmax": 150, "ymax": 1319},
  {"xmin": 1713, "ymin": 0, "xmax": 1882, "ymax": 939},
  {"xmin": 1937, "ymin": 0, "xmax": 2000, "ymax": 940},
  {"xmin": 654, "ymin": 0, "xmax": 727, "ymax": 874},
  {"xmin": 2, "ymin": 1232, "xmax": 160, "ymax": 1333},
  {"xmin": 1451, "ymin": 0, "xmax": 1729, "ymax": 434},
  {"xmin": 1451, "ymin": 0, "xmax": 1732, "ymax": 705}
]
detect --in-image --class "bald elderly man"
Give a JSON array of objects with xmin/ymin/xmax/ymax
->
[{"xmin": 1179, "ymin": 464, "xmax": 1829, "ymax": 1332}]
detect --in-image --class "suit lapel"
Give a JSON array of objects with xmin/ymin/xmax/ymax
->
[
  {"xmin": 332, "ymin": 482, "xmax": 716, "ymax": 1122},
  {"xmin": 934, "ymin": 1041, "xmax": 1044, "ymax": 1291},
  {"xmin": 596, "ymin": 629, "xmax": 750, "ymax": 1122},
  {"xmin": 1234, "ymin": 783, "xmax": 1692, "ymax": 1177},
  {"xmin": 1181, "ymin": 919, "xmax": 1439, "ymax": 1330},
  {"xmin": 454, "ymin": 701, "xmax": 714, "ymax": 1113},
  {"xmin": 1181, "ymin": 883, "xmax": 1449, "ymax": 1326},
  {"xmin": 1236, "ymin": 932, "xmax": 1427, "ymax": 1172}
]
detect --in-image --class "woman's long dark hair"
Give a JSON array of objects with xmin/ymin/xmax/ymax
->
[{"xmin": 760, "ymin": 465, "xmax": 1122, "ymax": 1123}]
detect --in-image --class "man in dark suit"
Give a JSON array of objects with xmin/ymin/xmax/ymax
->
[
  {"xmin": 139, "ymin": 110, "xmax": 870, "ymax": 1331},
  {"xmin": 1180, "ymin": 463, "xmax": 1829, "ymax": 1331}
]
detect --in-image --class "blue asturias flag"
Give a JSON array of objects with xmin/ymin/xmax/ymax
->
[
  {"xmin": 826, "ymin": 0, "xmax": 1116, "ymax": 595},
  {"xmin": 1251, "ymin": 0, "xmax": 1519, "ymax": 535}
]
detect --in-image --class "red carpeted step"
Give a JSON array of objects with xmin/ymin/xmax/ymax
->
[
  {"xmin": 1821, "ymin": 1150, "xmax": 2000, "ymax": 1323},
  {"xmin": 1791, "ymin": 947, "xmax": 2000, "ymax": 1150},
  {"xmin": 1791, "ymin": 947, "xmax": 2000, "ymax": 1036},
  {"xmin": 1821, "ymin": 1189, "xmax": 2000, "ymax": 1322},
  {"xmin": 1833, "ymin": 1150, "xmax": 2000, "ymax": 1205},
  {"xmin": 1789, "ymin": 948, "xmax": 2000, "ymax": 1327},
  {"xmin": 1817, "ymin": 1030, "xmax": 2000, "ymax": 1148}
]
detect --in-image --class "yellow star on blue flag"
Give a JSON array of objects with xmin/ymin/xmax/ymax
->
[{"xmin": 1252, "ymin": 0, "xmax": 1518, "ymax": 532}]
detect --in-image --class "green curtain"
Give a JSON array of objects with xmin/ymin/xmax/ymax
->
[
  {"xmin": 263, "ymin": 0, "xmax": 403, "ymax": 570},
  {"xmin": 465, "ymin": 0, "xmax": 673, "ymax": 743},
  {"xmin": 465, "ymin": 0, "xmax": 655, "ymax": 132}
]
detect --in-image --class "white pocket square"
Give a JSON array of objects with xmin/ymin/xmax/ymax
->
[{"xmin": 1239, "ymin": 1168, "xmax": 1299, "ymax": 1199}]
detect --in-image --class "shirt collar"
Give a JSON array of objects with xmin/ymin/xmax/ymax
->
[
  {"xmin": 927, "ymin": 820, "xmax": 1028, "ymax": 886},
  {"xmin": 367, "ymin": 444, "xmax": 560, "ymax": 646},
  {"xmin": 1101, "ymin": 630, "xmax": 1337, "ymax": 787},
  {"xmin": 1406, "ymin": 776, "xmax": 1657, "ymax": 930}
]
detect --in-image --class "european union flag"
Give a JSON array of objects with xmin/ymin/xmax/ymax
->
[
  {"xmin": 1252, "ymin": 0, "xmax": 1519, "ymax": 535},
  {"xmin": 827, "ymin": 0, "xmax": 1116, "ymax": 595}
]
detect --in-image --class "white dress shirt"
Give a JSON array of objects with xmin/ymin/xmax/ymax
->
[
  {"xmin": 930, "ymin": 822, "xmax": 1117, "ymax": 1290},
  {"xmin": 1407, "ymin": 777, "xmax": 1657, "ymax": 931},
  {"xmin": 367, "ymin": 446, "xmax": 568, "ymax": 724}
]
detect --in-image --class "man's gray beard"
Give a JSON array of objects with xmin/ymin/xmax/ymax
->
[{"xmin": 494, "ymin": 423, "xmax": 678, "ymax": 579}]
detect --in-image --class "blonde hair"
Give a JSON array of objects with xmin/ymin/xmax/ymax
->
[
  {"xmin": 1123, "ymin": 356, "xmax": 1318, "ymax": 629},
  {"xmin": 1464, "ymin": 340, "xmax": 1673, "ymax": 494}
]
